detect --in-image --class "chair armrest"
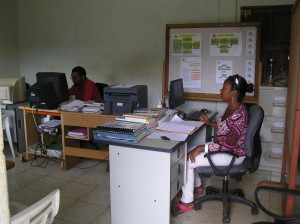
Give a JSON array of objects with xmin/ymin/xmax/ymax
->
[
  {"xmin": 254, "ymin": 186, "xmax": 300, "ymax": 222},
  {"xmin": 204, "ymin": 151, "xmax": 239, "ymax": 176}
]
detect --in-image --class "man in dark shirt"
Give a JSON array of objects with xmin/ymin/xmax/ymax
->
[{"xmin": 68, "ymin": 66, "xmax": 101, "ymax": 101}]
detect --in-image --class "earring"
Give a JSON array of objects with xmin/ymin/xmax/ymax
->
[{"xmin": 232, "ymin": 96, "xmax": 234, "ymax": 103}]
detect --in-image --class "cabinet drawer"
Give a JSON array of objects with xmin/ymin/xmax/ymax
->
[
  {"xmin": 260, "ymin": 142, "xmax": 283, "ymax": 169},
  {"xmin": 170, "ymin": 156, "xmax": 186, "ymax": 183},
  {"xmin": 170, "ymin": 172, "xmax": 185, "ymax": 200},
  {"xmin": 259, "ymin": 87, "xmax": 287, "ymax": 117},
  {"xmin": 260, "ymin": 117, "xmax": 285, "ymax": 143},
  {"xmin": 171, "ymin": 144, "xmax": 186, "ymax": 166}
]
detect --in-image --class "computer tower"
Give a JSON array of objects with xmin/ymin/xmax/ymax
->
[
  {"xmin": 104, "ymin": 85, "xmax": 148, "ymax": 115},
  {"xmin": 27, "ymin": 81, "xmax": 61, "ymax": 109}
]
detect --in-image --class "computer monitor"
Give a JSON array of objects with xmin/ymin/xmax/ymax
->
[
  {"xmin": 36, "ymin": 72, "xmax": 69, "ymax": 103},
  {"xmin": 0, "ymin": 77, "xmax": 26, "ymax": 104},
  {"xmin": 169, "ymin": 78, "xmax": 185, "ymax": 109},
  {"xmin": 27, "ymin": 72, "xmax": 69, "ymax": 109}
]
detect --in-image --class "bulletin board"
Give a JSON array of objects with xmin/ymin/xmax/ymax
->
[{"xmin": 163, "ymin": 22, "xmax": 261, "ymax": 104}]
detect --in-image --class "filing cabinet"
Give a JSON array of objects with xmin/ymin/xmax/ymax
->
[{"xmin": 259, "ymin": 86, "xmax": 287, "ymax": 172}]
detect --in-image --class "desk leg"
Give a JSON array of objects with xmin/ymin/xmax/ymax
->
[
  {"xmin": 171, "ymin": 190, "xmax": 182, "ymax": 217},
  {"xmin": 63, "ymin": 156, "xmax": 81, "ymax": 170}
]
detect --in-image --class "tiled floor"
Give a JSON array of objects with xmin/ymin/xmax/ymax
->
[{"xmin": 3, "ymin": 143, "xmax": 299, "ymax": 224}]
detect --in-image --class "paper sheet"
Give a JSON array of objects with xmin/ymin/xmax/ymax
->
[{"xmin": 146, "ymin": 130, "xmax": 188, "ymax": 141}]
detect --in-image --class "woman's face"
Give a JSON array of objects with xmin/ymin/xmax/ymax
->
[{"xmin": 220, "ymin": 80, "xmax": 233, "ymax": 102}]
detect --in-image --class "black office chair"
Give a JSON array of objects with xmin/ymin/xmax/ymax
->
[
  {"xmin": 95, "ymin": 83, "xmax": 108, "ymax": 99},
  {"xmin": 194, "ymin": 105, "xmax": 264, "ymax": 224},
  {"xmin": 253, "ymin": 186, "xmax": 300, "ymax": 224}
]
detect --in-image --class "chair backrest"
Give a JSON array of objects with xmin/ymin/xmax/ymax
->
[
  {"xmin": 95, "ymin": 83, "xmax": 109, "ymax": 99},
  {"xmin": 10, "ymin": 189, "xmax": 60, "ymax": 224},
  {"xmin": 244, "ymin": 105, "xmax": 264, "ymax": 172}
]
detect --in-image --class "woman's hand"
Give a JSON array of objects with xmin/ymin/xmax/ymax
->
[
  {"xmin": 200, "ymin": 115, "xmax": 210, "ymax": 125},
  {"xmin": 188, "ymin": 145, "xmax": 204, "ymax": 163},
  {"xmin": 199, "ymin": 115, "xmax": 218, "ymax": 128}
]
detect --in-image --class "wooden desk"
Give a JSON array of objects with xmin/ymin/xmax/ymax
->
[
  {"xmin": 19, "ymin": 106, "xmax": 117, "ymax": 170},
  {"xmin": 61, "ymin": 111, "xmax": 117, "ymax": 170}
]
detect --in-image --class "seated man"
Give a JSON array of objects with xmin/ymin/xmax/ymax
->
[{"xmin": 68, "ymin": 66, "xmax": 101, "ymax": 101}]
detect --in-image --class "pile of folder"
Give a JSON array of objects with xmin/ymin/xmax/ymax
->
[{"xmin": 93, "ymin": 121, "xmax": 147, "ymax": 143}]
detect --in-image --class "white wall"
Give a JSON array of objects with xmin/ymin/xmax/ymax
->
[
  {"xmin": 16, "ymin": 0, "xmax": 295, "ymax": 108},
  {"xmin": 0, "ymin": 0, "xmax": 19, "ymax": 77}
]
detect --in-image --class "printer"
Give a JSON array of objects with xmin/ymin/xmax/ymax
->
[{"xmin": 104, "ymin": 84, "xmax": 148, "ymax": 115}]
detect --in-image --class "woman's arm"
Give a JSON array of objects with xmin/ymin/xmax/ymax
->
[{"xmin": 200, "ymin": 115, "xmax": 218, "ymax": 128}]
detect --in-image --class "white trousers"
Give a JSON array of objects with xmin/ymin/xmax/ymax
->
[{"xmin": 181, "ymin": 146, "xmax": 246, "ymax": 203}]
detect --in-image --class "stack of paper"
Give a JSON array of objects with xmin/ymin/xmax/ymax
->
[
  {"xmin": 155, "ymin": 114, "xmax": 204, "ymax": 135},
  {"xmin": 67, "ymin": 128, "xmax": 88, "ymax": 139},
  {"xmin": 60, "ymin": 100, "xmax": 84, "ymax": 112},
  {"xmin": 82, "ymin": 106, "xmax": 102, "ymax": 113}
]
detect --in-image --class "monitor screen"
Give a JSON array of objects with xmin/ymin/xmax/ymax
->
[
  {"xmin": 36, "ymin": 72, "xmax": 69, "ymax": 103},
  {"xmin": 169, "ymin": 78, "xmax": 185, "ymax": 109}
]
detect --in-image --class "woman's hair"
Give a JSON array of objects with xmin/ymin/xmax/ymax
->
[{"xmin": 226, "ymin": 74, "xmax": 254, "ymax": 103}]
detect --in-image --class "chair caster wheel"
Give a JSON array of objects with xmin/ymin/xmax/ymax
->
[{"xmin": 251, "ymin": 208, "xmax": 259, "ymax": 215}]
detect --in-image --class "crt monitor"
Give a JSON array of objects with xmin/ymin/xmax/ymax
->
[
  {"xmin": 0, "ymin": 77, "xmax": 26, "ymax": 104},
  {"xmin": 169, "ymin": 78, "xmax": 185, "ymax": 109},
  {"xmin": 36, "ymin": 72, "xmax": 69, "ymax": 103}
]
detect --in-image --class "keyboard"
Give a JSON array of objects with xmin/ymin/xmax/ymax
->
[{"xmin": 185, "ymin": 110, "xmax": 205, "ymax": 121}]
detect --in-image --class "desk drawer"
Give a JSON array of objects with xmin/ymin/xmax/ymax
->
[
  {"xmin": 260, "ymin": 142, "xmax": 283, "ymax": 170},
  {"xmin": 259, "ymin": 87, "xmax": 287, "ymax": 117},
  {"xmin": 170, "ymin": 156, "xmax": 186, "ymax": 183},
  {"xmin": 260, "ymin": 117, "xmax": 285, "ymax": 143},
  {"xmin": 171, "ymin": 144, "xmax": 186, "ymax": 166},
  {"xmin": 170, "ymin": 174, "xmax": 185, "ymax": 200}
]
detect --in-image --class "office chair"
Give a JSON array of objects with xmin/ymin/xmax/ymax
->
[
  {"xmin": 10, "ymin": 189, "xmax": 60, "ymax": 224},
  {"xmin": 252, "ymin": 186, "xmax": 300, "ymax": 224},
  {"xmin": 95, "ymin": 83, "xmax": 109, "ymax": 99},
  {"xmin": 194, "ymin": 105, "xmax": 264, "ymax": 224}
]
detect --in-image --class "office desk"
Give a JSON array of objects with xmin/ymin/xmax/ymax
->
[
  {"xmin": 61, "ymin": 111, "xmax": 117, "ymax": 170},
  {"xmin": 107, "ymin": 112, "xmax": 217, "ymax": 224},
  {"xmin": 19, "ymin": 106, "xmax": 117, "ymax": 170}
]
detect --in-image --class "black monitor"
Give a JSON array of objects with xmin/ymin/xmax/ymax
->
[
  {"xmin": 36, "ymin": 72, "xmax": 69, "ymax": 103},
  {"xmin": 27, "ymin": 72, "xmax": 69, "ymax": 109},
  {"xmin": 169, "ymin": 78, "xmax": 185, "ymax": 109}
]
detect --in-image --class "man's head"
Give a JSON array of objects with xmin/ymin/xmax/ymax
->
[{"xmin": 71, "ymin": 66, "xmax": 87, "ymax": 86}]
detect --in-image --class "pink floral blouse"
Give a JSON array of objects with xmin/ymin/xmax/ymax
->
[{"xmin": 208, "ymin": 104, "xmax": 248, "ymax": 157}]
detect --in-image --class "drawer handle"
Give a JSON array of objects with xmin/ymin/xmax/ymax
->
[
  {"xmin": 273, "ymin": 102, "xmax": 286, "ymax": 107},
  {"xmin": 177, "ymin": 180, "xmax": 180, "ymax": 191},
  {"xmin": 177, "ymin": 164, "xmax": 181, "ymax": 175},
  {"xmin": 177, "ymin": 148, "xmax": 181, "ymax": 158},
  {"xmin": 271, "ymin": 128, "xmax": 284, "ymax": 133}
]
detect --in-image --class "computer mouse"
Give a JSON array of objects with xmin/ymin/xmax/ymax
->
[{"xmin": 200, "ymin": 108, "xmax": 209, "ymax": 113}]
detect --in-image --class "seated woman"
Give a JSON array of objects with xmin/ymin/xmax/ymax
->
[{"xmin": 178, "ymin": 74, "xmax": 254, "ymax": 213}]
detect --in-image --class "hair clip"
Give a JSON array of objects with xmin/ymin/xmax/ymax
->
[{"xmin": 235, "ymin": 77, "xmax": 239, "ymax": 85}]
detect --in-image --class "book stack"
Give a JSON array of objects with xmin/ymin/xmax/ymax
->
[
  {"xmin": 94, "ymin": 121, "xmax": 147, "ymax": 143},
  {"xmin": 133, "ymin": 107, "xmax": 165, "ymax": 120},
  {"xmin": 67, "ymin": 128, "xmax": 88, "ymax": 139}
]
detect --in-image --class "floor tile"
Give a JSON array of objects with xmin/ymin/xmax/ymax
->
[
  {"xmin": 79, "ymin": 186, "xmax": 110, "ymax": 207},
  {"xmin": 56, "ymin": 201, "xmax": 107, "ymax": 224},
  {"xmin": 59, "ymin": 182, "xmax": 94, "ymax": 200}
]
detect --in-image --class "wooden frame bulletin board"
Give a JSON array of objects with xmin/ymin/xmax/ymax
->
[{"xmin": 163, "ymin": 22, "xmax": 261, "ymax": 104}]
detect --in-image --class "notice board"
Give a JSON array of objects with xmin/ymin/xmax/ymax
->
[{"xmin": 163, "ymin": 22, "xmax": 261, "ymax": 103}]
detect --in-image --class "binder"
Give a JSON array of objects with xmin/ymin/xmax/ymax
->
[{"xmin": 96, "ymin": 121, "xmax": 145, "ymax": 134}]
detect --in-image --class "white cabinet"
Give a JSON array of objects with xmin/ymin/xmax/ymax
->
[
  {"xmin": 259, "ymin": 86, "xmax": 287, "ymax": 172},
  {"xmin": 109, "ymin": 140, "xmax": 187, "ymax": 224}
]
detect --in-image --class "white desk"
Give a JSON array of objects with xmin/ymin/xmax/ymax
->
[{"xmin": 108, "ymin": 112, "xmax": 217, "ymax": 224}]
